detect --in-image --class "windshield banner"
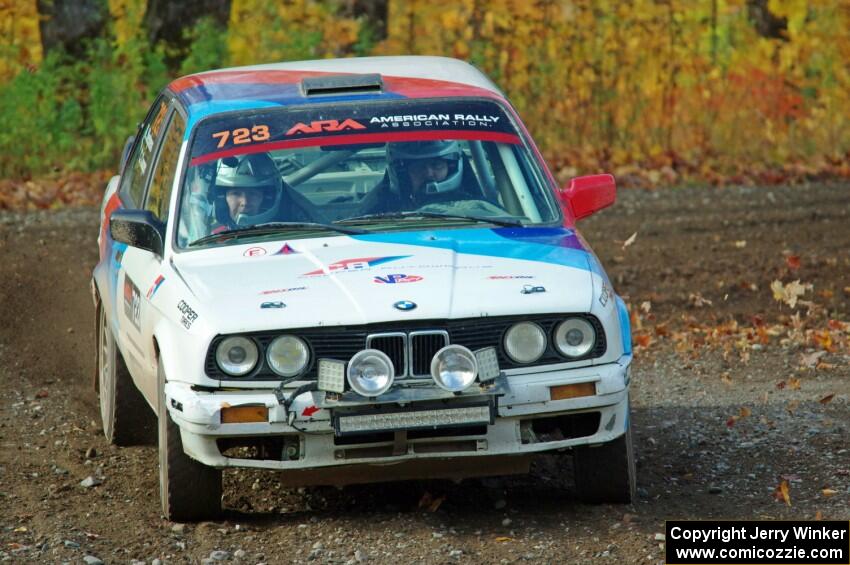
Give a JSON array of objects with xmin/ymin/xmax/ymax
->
[{"xmin": 189, "ymin": 99, "xmax": 519, "ymax": 165}]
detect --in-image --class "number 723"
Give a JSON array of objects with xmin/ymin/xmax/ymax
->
[{"xmin": 212, "ymin": 125, "xmax": 270, "ymax": 148}]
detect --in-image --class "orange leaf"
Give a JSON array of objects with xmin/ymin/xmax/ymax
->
[
  {"xmin": 822, "ymin": 488, "xmax": 837, "ymax": 498},
  {"xmin": 773, "ymin": 479, "xmax": 791, "ymax": 506},
  {"xmin": 739, "ymin": 406, "xmax": 751, "ymax": 418},
  {"xmin": 785, "ymin": 255, "xmax": 801, "ymax": 270},
  {"xmin": 815, "ymin": 511, "xmax": 823, "ymax": 521},
  {"xmin": 634, "ymin": 333, "xmax": 652, "ymax": 348},
  {"xmin": 495, "ymin": 537, "xmax": 513, "ymax": 543},
  {"xmin": 819, "ymin": 393, "xmax": 835, "ymax": 405},
  {"xmin": 788, "ymin": 377, "xmax": 801, "ymax": 390}
]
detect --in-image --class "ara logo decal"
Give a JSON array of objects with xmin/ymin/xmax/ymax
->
[
  {"xmin": 302, "ymin": 255, "xmax": 410, "ymax": 276},
  {"xmin": 393, "ymin": 300, "xmax": 417, "ymax": 311},
  {"xmin": 275, "ymin": 243, "xmax": 298, "ymax": 255},
  {"xmin": 520, "ymin": 284, "xmax": 547, "ymax": 294},
  {"xmin": 374, "ymin": 274, "xmax": 423, "ymax": 284},
  {"xmin": 286, "ymin": 119, "xmax": 366, "ymax": 136},
  {"xmin": 123, "ymin": 276, "xmax": 141, "ymax": 330},
  {"xmin": 146, "ymin": 274, "xmax": 165, "ymax": 299},
  {"xmin": 243, "ymin": 247, "xmax": 267, "ymax": 257},
  {"xmin": 260, "ymin": 301, "xmax": 286, "ymax": 309}
]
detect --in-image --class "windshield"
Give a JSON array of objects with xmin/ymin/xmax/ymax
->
[{"xmin": 176, "ymin": 98, "xmax": 560, "ymax": 248}]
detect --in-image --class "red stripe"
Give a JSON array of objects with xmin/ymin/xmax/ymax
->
[{"xmin": 190, "ymin": 130, "xmax": 520, "ymax": 166}]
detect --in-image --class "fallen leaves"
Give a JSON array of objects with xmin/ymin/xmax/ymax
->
[
  {"xmin": 770, "ymin": 279, "xmax": 812, "ymax": 309},
  {"xmin": 821, "ymin": 488, "xmax": 837, "ymax": 498},
  {"xmin": 622, "ymin": 232, "xmax": 637, "ymax": 250},
  {"xmin": 688, "ymin": 292, "xmax": 713, "ymax": 308},
  {"xmin": 417, "ymin": 492, "xmax": 446, "ymax": 513},
  {"xmin": 0, "ymin": 170, "xmax": 110, "ymax": 211},
  {"xmin": 818, "ymin": 393, "xmax": 835, "ymax": 405},
  {"xmin": 785, "ymin": 255, "xmax": 801, "ymax": 270},
  {"xmin": 773, "ymin": 479, "xmax": 791, "ymax": 506}
]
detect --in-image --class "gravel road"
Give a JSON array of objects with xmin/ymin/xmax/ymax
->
[{"xmin": 0, "ymin": 182, "xmax": 847, "ymax": 564}]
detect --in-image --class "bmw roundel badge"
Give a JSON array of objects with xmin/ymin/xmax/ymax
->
[{"xmin": 393, "ymin": 300, "xmax": 417, "ymax": 311}]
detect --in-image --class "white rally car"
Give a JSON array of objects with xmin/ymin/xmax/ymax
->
[{"xmin": 93, "ymin": 56, "xmax": 635, "ymax": 521}]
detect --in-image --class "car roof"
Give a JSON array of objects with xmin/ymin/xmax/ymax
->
[{"xmin": 167, "ymin": 56, "xmax": 507, "ymax": 129}]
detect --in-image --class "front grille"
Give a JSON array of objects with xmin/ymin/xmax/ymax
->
[
  {"xmin": 205, "ymin": 314, "xmax": 606, "ymax": 380},
  {"xmin": 367, "ymin": 333, "xmax": 406, "ymax": 375},
  {"xmin": 410, "ymin": 331, "xmax": 448, "ymax": 376}
]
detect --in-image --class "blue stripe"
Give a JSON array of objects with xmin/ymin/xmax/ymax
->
[
  {"xmin": 352, "ymin": 227, "xmax": 598, "ymax": 272},
  {"xmin": 181, "ymin": 86, "xmax": 407, "ymax": 131},
  {"xmin": 616, "ymin": 296, "xmax": 632, "ymax": 356}
]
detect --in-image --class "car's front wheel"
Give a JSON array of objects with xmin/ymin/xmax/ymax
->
[
  {"xmin": 573, "ymin": 418, "xmax": 636, "ymax": 504},
  {"xmin": 97, "ymin": 302, "xmax": 154, "ymax": 445},
  {"xmin": 157, "ymin": 358, "xmax": 222, "ymax": 522}
]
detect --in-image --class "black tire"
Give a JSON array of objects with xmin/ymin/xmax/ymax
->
[
  {"xmin": 97, "ymin": 303, "xmax": 155, "ymax": 446},
  {"xmin": 158, "ymin": 358, "xmax": 222, "ymax": 522},
  {"xmin": 573, "ymin": 421, "xmax": 636, "ymax": 504}
]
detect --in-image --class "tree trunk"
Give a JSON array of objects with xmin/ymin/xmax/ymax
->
[
  {"xmin": 746, "ymin": 0, "xmax": 788, "ymax": 41},
  {"xmin": 144, "ymin": 0, "xmax": 231, "ymax": 66}
]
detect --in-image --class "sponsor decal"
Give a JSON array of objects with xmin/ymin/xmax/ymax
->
[
  {"xmin": 488, "ymin": 275, "xmax": 534, "ymax": 280},
  {"xmin": 286, "ymin": 119, "xmax": 366, "ymax": 136},
  {"xmin": 369, "ymin": 114, "xmax": 501, "ymax": 129},
  {"xmin": 244, "ymin": 247, "xmax": 267, "ymax": 257},
  {"xmin": 275, "ymin": 243, "xmax": 298, "ymax": 255},
  {"xmin": 146, "ymin": 275, "xmax": 165, "ymax": 299},
  {"xmin": 393, "ymin": 300, "xmax": 417, "ymax": 311},
  {"xmin": 599, "ymin": 282, "xmax": 611, "ymax": 307},
  {"xmin": 302, "ymin": 405, "xmax": 320, "ymax": 417},
  {"xmin": 260, "ymin": 301, "xmax": 286, "ymax": 309},
  {"xmin": 520, "ymin": 284, "xmax": 546, "ymax": 295},
  {"xmin": 374, "ymin": 274, "xmax": 423, "ymax": 284},
  {"xmin": 259, "ymin": 286, "xmax": 306, "ymax": 296},
  {"xmin": 302, "ymin": 255, "xmax": 410, "ymax": 276},
  {"xmin": 177, "ymin": 300, "xmax": 198, "ymax": 329},
  {"xmin": 123, "ymin": 276, "xmax": 141, "ymax": 330}
]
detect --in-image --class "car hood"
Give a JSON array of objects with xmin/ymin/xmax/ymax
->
[{"xmin": 170, "ymin": 227, "xmax": 600, "ymax": 332}]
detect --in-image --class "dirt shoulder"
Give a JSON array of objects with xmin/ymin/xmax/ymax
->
[{"xmin": 0, "ymin": 183, "xmax": 847, "ymax": 564}]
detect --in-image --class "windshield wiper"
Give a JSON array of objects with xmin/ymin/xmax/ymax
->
[
  {"xmin": 189, "ymin": 221, "xmax": 368, "ymax": 247},
  {"xmin": 336, "ymin": 211, "xmax": 524, "ymax": 228}
]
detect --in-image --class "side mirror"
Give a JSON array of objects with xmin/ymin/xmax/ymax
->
[
  {"xmin": 110, "ymin": 210, "xmax": 165, "ymax": 257},
  {"xmin": 559, "ymin": 174, "xmax": 616, "ymax": 221},
  {"xmin": 119, "ymin": 135, "xmax": 135, "ymax": 172}
]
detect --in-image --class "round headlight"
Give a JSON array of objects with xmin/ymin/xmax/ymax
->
[
  {"xmin": 430, "ymin": 345, "xmax": 478, "ymax": 392},
  {"xmin": 504, "ymin": 322, "xmax": 546, "ymax": 363},
  {"xmin": 267, "ymin": 335, "xmax": 310, "ymax": 377},
  {"xmin": 554, "ymin": 318, "xmax": 596, "ymax": 358},
  {"xmin": 347, "ymin": 349, "xmax": 395, "ymax": 397},
  {"xmin": 216, "ymin": 336, "xmax": 258, "ymax": 376}
]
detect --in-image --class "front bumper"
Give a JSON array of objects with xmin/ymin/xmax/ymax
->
[{"xmin": 164, "ymin": 355, "xmax": 631, "ymax": 482}]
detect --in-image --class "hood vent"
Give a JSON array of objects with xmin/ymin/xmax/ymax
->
[{"xmin": 301, "ymin": 74, "xmax": 383, "ymax": 96}]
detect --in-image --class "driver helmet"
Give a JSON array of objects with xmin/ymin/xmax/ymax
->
[
  {"xmin": 213, "ymin": 153, "xmax": 282, "ymax": 226},
  {"xmin": 387, "ymin": 140, "xmax": 463, "ymax": 196}
]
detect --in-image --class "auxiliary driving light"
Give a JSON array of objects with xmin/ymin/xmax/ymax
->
[
  {"xmin": 347, "ymin": 349, "xmax": 395, "ymax": 397},
  {"xmin": 317, "ymin": 358, "xmax": 346, "ymax": 393},
  {"xmin": 430, "ymin": 345, "xmax": 478, "ymax": 392},
  {"xmin": 474, "ymin": 347, "xmax": 501, "ymax": 381}
]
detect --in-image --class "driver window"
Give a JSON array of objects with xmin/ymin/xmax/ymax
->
[
  {"xmin": 120, "ymin": 97, "xmax": 169, "ymax": 207},
  {"xmin": 145, "ymin": 111, "xmax": 186, "ymax": 222}
]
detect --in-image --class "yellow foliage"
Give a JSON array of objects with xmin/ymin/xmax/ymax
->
[
  {"xmin": 0, "ymin": 0, "xmax": 41, "ymax": 81},
  {"xmin": 108, "ymin": 0, "xmax": 146, "ymax": 47},
  {"xmin": 228, "ymin": 0, "xmax": 361, "ymax": 66}
]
